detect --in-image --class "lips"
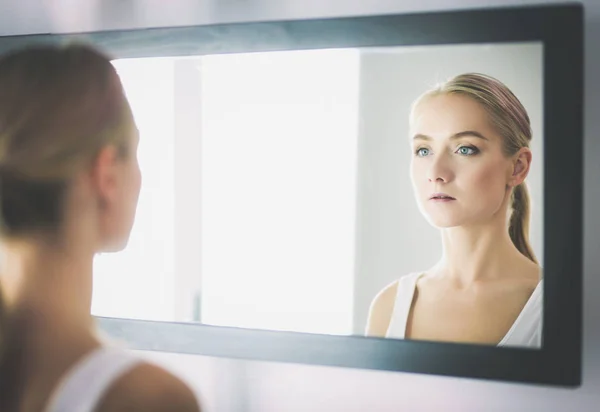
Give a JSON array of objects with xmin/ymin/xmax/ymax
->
[{"xmin": 429, "ymin": 193, "xmax": 455, "ymax": 200}]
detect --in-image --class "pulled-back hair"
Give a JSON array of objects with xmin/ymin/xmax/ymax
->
[{"xmin": 412, "ymin": 73, "xmax": 537, "ymax": 264}]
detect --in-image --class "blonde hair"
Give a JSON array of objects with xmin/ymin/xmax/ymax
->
[
  {"xmin": 0, "ymin": 43, "xmax": 134, "ymax": 408},
  {"xmin": 412, "ymin": 72, "xmax": 537, "ymax": 264}
]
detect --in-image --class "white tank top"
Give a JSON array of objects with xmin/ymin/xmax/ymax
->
[
  {"xmin": 385, "ymin": 272, "xmax": 543, "ymax": 348},
  {"xmin": 44, "ymin": 347, "xmax": 144, "ymax": 412}
]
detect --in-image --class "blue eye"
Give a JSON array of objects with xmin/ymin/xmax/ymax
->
[
  {"xmin": 457, "ymin": 146, "xmax": 478, "ymax": 156},
  {"xmin": 416, "ymin": 148, "xmax": 430, "ymax": 157}
]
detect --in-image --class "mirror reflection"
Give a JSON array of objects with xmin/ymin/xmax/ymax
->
[{"xmin": 91, "ymin": 41, "xmax": 544, "ymax": 349}]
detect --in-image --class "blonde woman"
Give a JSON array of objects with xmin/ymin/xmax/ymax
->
[
  {"xmin": 366, "ymin": 73, "xmax": 543, "ymax": 348},
  {"xmin": 0, "ymin": 45, "xmax": 201, "ymax": 411}
]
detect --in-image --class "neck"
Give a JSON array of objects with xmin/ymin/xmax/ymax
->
[
  {"xmin": 435, "ymin": 217, "xmax": 531, "ymax": 286},
  {"xmin": 0, "ymin": 235, "xmax": 96, "ymax": 332}
]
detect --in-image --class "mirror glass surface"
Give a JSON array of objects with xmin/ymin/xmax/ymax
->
[{"xmin": 91, "ymin": 41, "xmax": 544, "ymax": 349}]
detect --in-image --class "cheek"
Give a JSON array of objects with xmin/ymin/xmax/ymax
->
[
  {"xmin": 464, "ymin": 160, "xmax": 508, "ymax": 199},
  {"xmin": 122, "ymin": 163, "xmax": 141, "ymax": 231},
  {"xmin": 134, "ymin": 161, "xmax": 142, "ymax": 197},
  {"xmin": 130, "ymin": 162, "xmax": 142, "ymax": 211}
]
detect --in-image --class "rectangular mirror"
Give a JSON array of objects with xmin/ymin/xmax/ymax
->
[
  {"xmin": 0, "ymin": 2, "xmax": 583, "ymax": 386},
  {"xmin": 93, "ymin": 41, "xmax": 545, "ymax": 343}
]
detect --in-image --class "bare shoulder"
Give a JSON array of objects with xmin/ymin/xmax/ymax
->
[
  {"xmin": 365, "ymin": 279, "xmax": 400, "ymax": 337},
  {"xmin": 95, "ymin": 362, "xmax": 201, "ymax": 412},
  {"xmin": 523, "ymin": 261, "xmax": 543, "ymax": 294},
  {"xmin": 516, "ymin": 258, "xmax": 543, "ymax": 289}
]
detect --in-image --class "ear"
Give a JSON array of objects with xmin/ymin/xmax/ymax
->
[
  {"xmin": 89, "ymin": 145, "xmax": 121, "ymax": 210},
  {"xmin": 507, "ymin": 147, "xmax": 532, "ymax": 187}
]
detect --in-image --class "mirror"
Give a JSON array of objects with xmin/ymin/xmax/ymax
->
[{"xmin": 91, "ymin": 41, "xmax": 544, "ymax": 349}]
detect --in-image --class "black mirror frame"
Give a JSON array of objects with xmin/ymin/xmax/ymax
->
[{"xmin": 0, "ymin": 2, "xmax": 583, "ymax": 387}]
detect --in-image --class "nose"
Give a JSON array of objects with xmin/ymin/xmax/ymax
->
[{"xmin": 427, "ymin": 153, "xmax": 453, "ymax": 183}]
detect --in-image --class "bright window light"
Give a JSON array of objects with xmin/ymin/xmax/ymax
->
[
  {"xmin": 91, "ymin": 50, "xmax": 360, "ymax": 336},
  {"xmin": 199, "ymin": 49, "xmax": 360, "ymax": 335}
]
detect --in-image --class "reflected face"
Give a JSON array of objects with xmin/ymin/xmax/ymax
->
[{"xmin": 409, "ymin": 93, "xmax": 513, "ymax": 228}]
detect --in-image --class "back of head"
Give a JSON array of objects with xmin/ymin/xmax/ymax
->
[
  {"xmin": 411, "ymin": 73, "xmax": 538, "ymax": 264},
  {"xmin": 0, "ymin": 43, "xmax": 134, "ymax": 238},
  {"xmin": 0, "ymin": 42, "xmax": 134, "ymax": 409}
]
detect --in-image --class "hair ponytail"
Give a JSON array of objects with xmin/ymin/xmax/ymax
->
[{"xmin": 509, "ymin": 183, "xmax": 538, "ymax": 264}]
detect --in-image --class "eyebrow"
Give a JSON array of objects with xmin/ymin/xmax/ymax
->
[{"xmin": 412, "ymin": 131, "xmax": 490, "ymax": 141}]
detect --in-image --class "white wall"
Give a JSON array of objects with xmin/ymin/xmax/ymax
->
[
  {"xmin": 353, "ymin": 43, "xmax": 544, "ymax": 333},
  {"xmin": 1, "ymin": 0, "xmax": 596, "ymax": 411}
]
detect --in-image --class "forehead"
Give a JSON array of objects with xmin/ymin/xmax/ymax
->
[{"xmin": 411, "ymin": 93, "xmax": 496, "ymax": 139}]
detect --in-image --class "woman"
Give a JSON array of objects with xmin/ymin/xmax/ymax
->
[
  {"xmin": 0, "ymin": 44, "xmax": 201, "ymax": 411},
  {"xmin": 366, "ymin": 73, "xmax": 543, "ymax": 348}
]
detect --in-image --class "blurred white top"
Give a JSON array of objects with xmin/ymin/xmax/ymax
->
[{"xmin": 45, "ymin": 346, "xmax": 143, "ymax": 412}]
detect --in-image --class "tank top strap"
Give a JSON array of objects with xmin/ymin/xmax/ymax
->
[
  {"xmin": 45, "ymin": 346, "xmax": 143, "ymax": 412},
  {"xmin": 385, "ymin": 272, "xmax": 424, "ymax": 339},
  {"xmin": 498, "ymin": 279, "xmax": 544, "ymax": 347}
]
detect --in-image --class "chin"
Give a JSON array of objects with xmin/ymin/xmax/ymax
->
[
  {"xmin": 100, "ymin": 236, "xmax": 131, "ymax": 253},
  {"xmin": 422, "ymin": 208, "xmax": 497, "ymax": 229},
  {"xmin": 421, "ymin": 207, "xmax": 466, "ymax": 228},
  {"xmin": 424, "ymin": 216, "xmax": 464, "ymax": 229}
]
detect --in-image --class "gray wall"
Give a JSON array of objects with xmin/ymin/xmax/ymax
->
[
  {"xmin": 1, "ymin": 0, "xmax": 596, "ymax": 411},
  {"xmin": 353, "ymin": 43, "xmax": 544, "ymax": 334}
]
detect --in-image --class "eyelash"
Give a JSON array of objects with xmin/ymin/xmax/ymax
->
[{"xmin": 415, "ymin": 145, "xmax": 480, "ymax": 157}]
